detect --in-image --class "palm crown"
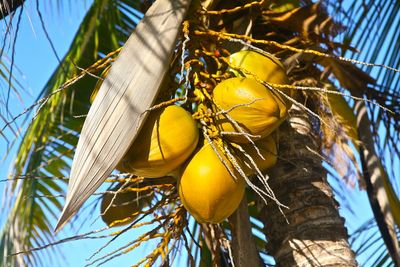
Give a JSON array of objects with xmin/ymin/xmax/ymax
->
[{"xmin": 0, "ymin": 0, "xmax": 399, "ymax": 266}]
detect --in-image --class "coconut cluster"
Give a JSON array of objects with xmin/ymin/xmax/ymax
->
[
  {"xmin": 94, "ymin": 51, "xmax": 291, "ymax": 227},
  {"xmin": 179, "ymin": 51, "xmax": 290, "ymax": 223}
]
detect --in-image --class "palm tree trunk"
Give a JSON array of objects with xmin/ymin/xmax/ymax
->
[{"xmin": 257, "ymin": 105, "xmax": 357, "ymax": 266}]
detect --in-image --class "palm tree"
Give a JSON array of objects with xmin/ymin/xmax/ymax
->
[{"xmin": 0, "ymin": 0, "xmax": 399, "ymax": 266}]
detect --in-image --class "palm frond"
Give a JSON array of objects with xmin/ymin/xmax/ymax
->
[
  {"xmin": 350, "ymin": 218, "xmax": 400, "ymax": 267},
  {"xmin": 340, "ymin": 0, "xmax": 400, "ymax": 171},
  {"xmin": 56, "ymin": 0, "xmax": 192, "ymax": 232},
  {"xmin": 0, "ymin": 1, "xmax": 145, "ymax": 266},
  {"xmin": 0, "ymin": 56, "xmax": 27, "ymax": 150},
  {"xmin": 329, "ymin": 1, "xmax": 400, "ymax": 265}
]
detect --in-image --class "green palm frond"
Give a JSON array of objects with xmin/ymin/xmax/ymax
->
[
  {"xmin": 329, "ymin": 1, "xmax": 400, "ymax": 265},
  {"xmin": 0, "ymin": 59, "xmax": 25, "ymax": 132},
  {"xmin": 341, "ymin": 0, "xmax": 400, "ymax": 164},
  {"xmin": 0, "ymin": 1, "xmax": 145, "ymax": 266},
  {"xmin": 350, "ymin": 218, "xmax": 400, "ymax": 267}
]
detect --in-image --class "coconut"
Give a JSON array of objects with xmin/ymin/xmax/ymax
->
[
  {"xmin": 213, "ymin": 77, "xmax": 286, "ymax": 143},
  {"xmin": 117, "ymin": 105, "xmax": 199, "ymax": 177},
  {"xmin": 229, "ymin": 50, "xmax": 292, "ymax": 107},
  {"xmin": 239, "ymin": 135, "xmax": 278, "ymax": 176},
  {"xmin": 178, "ymin": 141, "xmax": 245, "ymax": 223}
]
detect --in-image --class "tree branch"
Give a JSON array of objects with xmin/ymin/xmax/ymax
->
[{"xmin": 229, "ymin": 196, "xmax": 264, "ymax": 266}]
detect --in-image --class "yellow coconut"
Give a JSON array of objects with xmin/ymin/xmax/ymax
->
[
  {"xmin": 117, "ymin": 105, "xmax": 199, "ymax": 177},
  {"xmin": 229, "ymin": 50, "xmax": 292, "ymax": 107},
  {"xmin": 100, "ymin": 183, "xmax": 152, "ymax": 227},
  {"xmin": 179, "ymin": 141, "xmax": 245, "ymax": 223},
  {"xmin": 239, "ymin": 135, "xmax": 277, "ymax": 176},
  {"xmin": 213, "ymin": 77, "xmax": 286, "ymax": 143}
]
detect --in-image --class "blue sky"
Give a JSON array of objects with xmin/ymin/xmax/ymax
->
[
  {"xmin": 0, "ymin": 1, "xmax": 390, "ymax": 266},
  {"xmin": 0, "ymin": 1, "xmax": 93, "ymax": 265}
]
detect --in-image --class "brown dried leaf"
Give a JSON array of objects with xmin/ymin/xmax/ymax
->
[
  {"xmin": 264, "ymin": 3, "xmax": 340, "ymax": 42},
  {"xmin": 319, "ymin": 57, "xmax": 376, "ymax": 90}
]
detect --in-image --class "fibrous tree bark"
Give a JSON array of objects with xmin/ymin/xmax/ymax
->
[{"xmin": 258, "ymin": 105, "xmax": 357, "ymax": 266}]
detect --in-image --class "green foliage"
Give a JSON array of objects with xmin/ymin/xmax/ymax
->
[
  {"xmin": 0, "ymin": 0, "xmax": 399, "ymax": 266},
  {"xmin": 339, "ymin": 0, "xmax": 400, "ymax": 165},
  {"xmin": 0, "ymin": 0, "xmax": 144, "ymax": 266},
  {"xmin": 331, "ymin": 1, "xmax": 400, "ymax": 265}
]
